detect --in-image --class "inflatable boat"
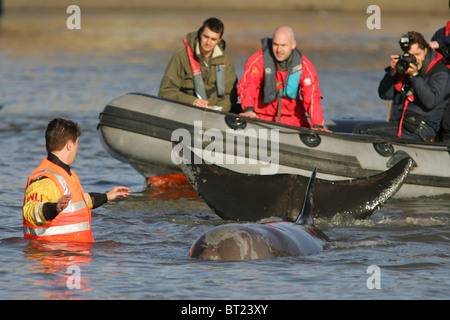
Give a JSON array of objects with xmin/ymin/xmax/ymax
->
[{"xmin": 97, "ymin": 93, "xmax": 450, "ymax": 198}]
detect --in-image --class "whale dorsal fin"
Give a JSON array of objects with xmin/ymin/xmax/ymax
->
[{"xmin": 295, "ymin": 167, "xmax": 317, "ymax": 226}]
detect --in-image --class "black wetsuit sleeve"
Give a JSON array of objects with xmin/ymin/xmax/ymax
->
[
  {"xmin": 41, "ymin": 193, "xmax": 107, "ymax": 221},
  {"xmin": 89, "ymin": 193, "xmax": 108, "ymax": 209},
  {"xmin": 42, "ymin": 203, "xmax": 59, "ymax": 221}
]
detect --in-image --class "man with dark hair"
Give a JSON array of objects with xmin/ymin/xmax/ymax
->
[
  {"xmin": 197, "ymin": 17, "xmax": 224, "ymax": 39},
  {"xmin": 45, "ymin": 117, "xmax": 82, "ymax": 154},
  {"xmin": 353, "ymin": 31, "xmax": 449, "ymax": 142},
  {"xmin": 23, "ymin": 118, "xmax": 130, "ymax": 243},
  {"xmin": 159, "ymin": 17, "xmax": 238, "ymax": 112}
]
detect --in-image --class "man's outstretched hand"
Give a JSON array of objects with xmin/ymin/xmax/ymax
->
[{"xmin": 106, "ymin": 186, "xmax": 131, "ymax": 202}]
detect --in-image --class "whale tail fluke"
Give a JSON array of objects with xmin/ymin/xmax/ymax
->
[
  {"xmin": 175, "ymin": 141, "xmax": 412, "ymax": 221},
  {"xmin": 295, "ymin": 167, "xmax": 317, "ymax": 226}
]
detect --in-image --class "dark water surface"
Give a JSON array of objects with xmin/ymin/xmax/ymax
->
[{"xmin": 0, "ymin": 11, "xmax": 448, "ymax": 300}]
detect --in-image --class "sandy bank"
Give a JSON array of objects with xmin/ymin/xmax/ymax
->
[
  {"xmin": 3, "ymin": 0, "xmax": 450, "ymax": 14},
  {"xmin": 0, "ymin": 1, "xmax": 448, "ymax": 70}
]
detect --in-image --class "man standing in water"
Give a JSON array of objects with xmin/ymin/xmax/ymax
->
[
  {"xmin": 23, "ymin": 118, "xmax": 130, "ymax": 242},
  {"xmin": 159, "ymin": 17, "xmax": 238, "ymax": 113},
  {"xmin": 238, "ymin": 26, "xmax": 326, "ymax": 129}
]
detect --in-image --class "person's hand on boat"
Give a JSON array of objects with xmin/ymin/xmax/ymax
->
[
  {"xmin": 193, "ymin": 98, "xmax": 210, "ymax": 108},
  {"xmin": 240, "ymin": 110, "xmax": 259, "ymax": 119},
  {"xmin": 312, "ymin": 125, "xmax": 332, "ymax": 133},
  {"xmin": 106, "ymin": 186, "xmax": 131, "ymax": 202}
]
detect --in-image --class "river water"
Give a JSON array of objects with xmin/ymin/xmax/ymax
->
[{"xmin": 0, "ymin": 10, "xmax": 448, "ymax": 302}]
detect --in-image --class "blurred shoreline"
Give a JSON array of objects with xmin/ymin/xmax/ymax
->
[
  {"xmin": 0, "ymin": 1, "xmax": 448, "ymax": 71},
  {"xmin": 3, "ymin": 0, "xmax": 449, "ymax": 14}
]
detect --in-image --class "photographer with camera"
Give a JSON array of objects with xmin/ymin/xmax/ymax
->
[
  {"xmin": 353, "ymin": 31, "xmax": 449, "ymax": 142},
  {"xmin": 430, "ymin": 21, "xmax": 450, "ymax": 142}
]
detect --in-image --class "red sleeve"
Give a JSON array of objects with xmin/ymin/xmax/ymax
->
[
  {"xmin": 238, "ymin": 50, "xmax": 264, "ymax": 110},
  {"xmin": 300, "ymin": 56, "xmax": 324, "ymax": 126}
]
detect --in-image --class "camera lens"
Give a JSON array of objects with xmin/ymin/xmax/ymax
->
[
  {"xmin": 395, "ymin": 53, "xmax": 416, "ymax": 74},
  {"xmin": 395, "ymin": 59, "xmax": 410, "ymax": 74}
]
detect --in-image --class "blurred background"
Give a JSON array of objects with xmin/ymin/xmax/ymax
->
[
  {"xmin": 1, "ymin": 0, "xmax": 448, "ymax": 119},
  {"xmin": 0, "ymin": 1, "xmax": 449, "ymax": 300}
]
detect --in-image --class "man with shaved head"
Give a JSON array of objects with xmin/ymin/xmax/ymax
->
[{"xmin": 238, "ymin": 26, "xmax": 326, "ymax": 129}]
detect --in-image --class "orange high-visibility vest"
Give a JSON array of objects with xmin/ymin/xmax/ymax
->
[{"xmin": 23, "ymin": 158, "xmax": 94, "ymax": 242}]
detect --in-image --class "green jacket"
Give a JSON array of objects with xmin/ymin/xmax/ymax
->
[{"xmin": 158, "ymin": 32, "xmax": 238, "ymax": 112}]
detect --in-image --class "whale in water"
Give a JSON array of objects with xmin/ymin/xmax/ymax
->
[{"xmin": 189, "ymin": 168, "xmax": 331, "ymax": 261}]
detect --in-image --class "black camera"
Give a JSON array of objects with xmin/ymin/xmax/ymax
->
[
  {"xmin": 395, "ymin": 53, "xmax": 417, "ymax": 74},
  {"xmin": 395, "ymin": 34, "xmax": 417, "ymax": 73}
]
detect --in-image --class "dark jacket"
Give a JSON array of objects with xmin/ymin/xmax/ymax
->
[
  {"xmin": 378, "ymin": 49, "xmax": 449, "ymax": 131},
  {"xmin": 158, "ymin": 32, "xmax": 238, "ymax": 112},
  {"xmin": 431, "ymin": 22, "xmax": 450, "ymax": 50}
]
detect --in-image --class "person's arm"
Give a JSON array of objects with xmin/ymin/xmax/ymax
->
[
  {"xmin": 221, "ymin": 55, "xmax": 239, "ymax": 112},
  {"xmin": 410, "ymin": 70, "xmax": 449, "ymax": 110},
  {"xmin": 378, "ymin": 69, "xmax": 397, "ymax": 101},
  {"xmin": 430, "ymin": 25, "xmax": 447, "ymax": 50},
  {"xmin": 238, "ymin": 52, "xmax": 264, "ymax": 114},
  {"xmin": 23, "ymin": 178, "xmax": 63, "ymax": 226},
  {"xmin": 299, "ymin": 57, "xmax": 324, "ymax": 127},
  {"xmin": 87, "ymin": 187, "xmax": 130, "ymax": 209},
  {"xmin": 87, "ymin": 193, "xmax": 107, "ymax": 209},
  {"xmin": 378, "ymin": 55, "xmax": 401, "ymax": 101},
  {"xmin": 158, "ymin": 50, "xmax": 198, "ymax": 106}
]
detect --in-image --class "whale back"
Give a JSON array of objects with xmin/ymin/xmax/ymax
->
[
  {"xmin": 189, "ymin": 169, "xmax": 330, "ymax": 261},
  {"xmin": 189, "ymin": 221, "xmax": 328, "ymax": 260}
]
